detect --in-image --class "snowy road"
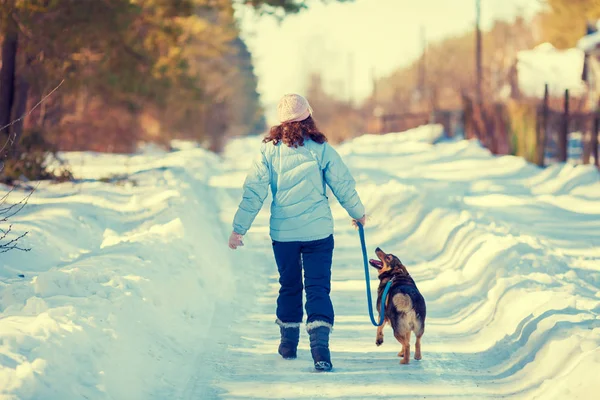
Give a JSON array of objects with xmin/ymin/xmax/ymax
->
[
  {"xmin": 185, "ymin": 128, "xmax": 600, "ymax": 399},
  {"xmin": 2, "ymin": 127, "xmax": 600, "ymax": 399}
]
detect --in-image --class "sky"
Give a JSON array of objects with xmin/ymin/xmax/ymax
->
[{"xmin": 237, "ymin": 0, "xmax": 543, "ymax": 124}]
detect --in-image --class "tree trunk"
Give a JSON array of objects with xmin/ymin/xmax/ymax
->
[
  {"xmin": 593, "ymin": 112, "xmax": 599, "ymax": 168},
  {"xmin": 536, "ymin": 84, "xmax": 549, "ymax": 167},
  {"xmin": 0, "ymin": 18, "xmax": 18, "ymax": 134},
  {"xmin": 558, "ymin": 89, "xmax": 570, "ymax": 163},
  {"xmin": 10, "ymin": 76, "xmax": 29, "ymax": 157},
  {"xmin": 475, "ymin": 0, "xmax": 483, "ymax": 105},
  {"xmin": 209, "ymin": 101, "xmax": 227, "ymax": 153}
]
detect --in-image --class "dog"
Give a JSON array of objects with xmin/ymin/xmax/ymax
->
[{"xmin": 369, "ymin": 247, "xmax": 426, "ymax": 364}]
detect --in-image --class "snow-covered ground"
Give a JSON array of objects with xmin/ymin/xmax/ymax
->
[{"xmin": 1, "ymin": 126, "xmax": 599, "ymax": 399}]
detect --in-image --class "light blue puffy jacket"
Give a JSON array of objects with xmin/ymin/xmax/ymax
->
[{"xmin": 232, "ymin": 139, "xmax": 365, "ymax": 242}]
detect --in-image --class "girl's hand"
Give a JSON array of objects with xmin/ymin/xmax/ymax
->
[
  {"xmin": 352, "ymin": 214, "xmax": 367, "ymax": 228},
  {"xmin": 228, "ymin": 232, "xmax": 244, "ymax": 250}
]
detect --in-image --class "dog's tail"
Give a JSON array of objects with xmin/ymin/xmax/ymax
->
[{"xmin": 392, "ymin": 293, "xmax": 413, "ymax": 312}]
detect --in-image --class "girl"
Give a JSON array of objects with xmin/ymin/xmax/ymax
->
[{"xmin": 229, "ymin": 93, "xmax": 365, "ymax": 372}]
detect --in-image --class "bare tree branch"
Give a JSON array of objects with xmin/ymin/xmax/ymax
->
[
  {"xmin": 0, "ymin": 79, "xmax": 64, "ymax": 156},
  {"xmin": 0, "ymin": 223, "xmax": 14, "ymax": 242},
  {"xmin": 0, "ymin": 187, "xmax": 33, "ymax": 253},
  {"xmin": 0, "ymin": 185, "xmax": 15, "ymax": 204},
  {"xmin": 0, "ymin": 185, "xmax": 35, "ymax": 219},
  {"xmin": 0, "ymin": 181, "xmax": 36, "ymax": 255},
  {"xmin": 0, "ymin": 78, "xmax": 62, "ymax": 256},
  {"xmin": 0, "ymin": 230, "xmax": 30, "ymax": 253}
]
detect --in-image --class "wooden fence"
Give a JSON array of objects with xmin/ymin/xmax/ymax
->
[
  {"xmin": 463, "ymin": 86, "xmax": 599, "ymax": 168},
  {"xmin": 371, "ymin": 86, "xmax": 599, "ymax": 169},
  {"xmin": 537, "ymin": 88, "xmax": 599, "ymax": 166}
]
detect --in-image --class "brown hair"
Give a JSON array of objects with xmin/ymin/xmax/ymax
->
[{"xmin": 263, "ymin": 116, "xmax": 327, "ymax": 148}]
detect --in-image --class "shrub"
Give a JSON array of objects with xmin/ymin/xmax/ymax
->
[
  {"xmin": 1, "ymin": 128, "xmax": 73, "ymax": 185},
  {"xmin": 506, "ymin": 100, "xmax": 539, "ymax": 164}
]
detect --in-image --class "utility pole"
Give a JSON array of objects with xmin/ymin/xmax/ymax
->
[
  {"xmin": 348, "ymin": 52, "xmax": 354, "ymax": 106},
  {"xmin": 475, "ymin": 0, "xmax": 483, "ymax": 104},
  {"xmin": 371, "ymin": 66, "xmax": 377, "ymax": 102},
  {"xmin": 418, "ymin": 25, "xmax": 427, "ymax": 100}
]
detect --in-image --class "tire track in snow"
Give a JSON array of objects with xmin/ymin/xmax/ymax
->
[
  {"xmin": 198, "ymin": 131, "xmax": 600, "ymax": 399},
  {"xmin": 180, "ymin": 156, "xmax": 274, "ymax": 399}
]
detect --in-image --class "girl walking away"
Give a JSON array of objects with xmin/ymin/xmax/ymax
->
[{"xmin": 229, "ymin": 93, "xmax": 366, "ymax": 372}]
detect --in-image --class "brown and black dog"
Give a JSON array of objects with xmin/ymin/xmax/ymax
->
[{"xmin": 369, "ymin": 247, "xmax": 426, "ymax": 364}]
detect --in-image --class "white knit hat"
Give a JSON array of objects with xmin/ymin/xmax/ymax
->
[{"xmin": 277, "ymin": 93, "xmax": 313, "ymax": 124}]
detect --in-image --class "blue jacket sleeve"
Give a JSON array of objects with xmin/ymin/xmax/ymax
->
[
  {"xmin": 232, "ymin": 144, "xmax": 270, "ymax": 235},
  {"xmin": 322, "ymin": 143, "xmax": 365, "ymax": 219}
]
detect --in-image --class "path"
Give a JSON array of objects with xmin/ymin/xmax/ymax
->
[{"xmin": 185, "ymin": 130, "xmax": 600, "ymax": 399}]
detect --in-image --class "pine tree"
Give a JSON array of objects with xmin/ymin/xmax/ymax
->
[{"xmin": 0, "ymin": 0, "xmax": 351, "ymax": 165}]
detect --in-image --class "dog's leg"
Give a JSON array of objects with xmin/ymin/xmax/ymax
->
[
  {"xmin": 376, "ymin": 319, "xmax": 387, "ymax": 346},
  {"xmin": 394, "ymin": 331, "xmax": 410, "ymax": 364},
  {"xmin": 397, "ymin": 342, "xmax": 405, "ymax": 357},
  {"xmin": 415, "ymin": 334, "xmax": 422, "ymax": 360},
  {"xmin": 402, "ymin": 331, "xmax": 411, "ymax": 364}
]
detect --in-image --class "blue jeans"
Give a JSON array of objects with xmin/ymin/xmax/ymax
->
[{"xmin": 272, "ymin": 235, "xmax": 334, "ymax": 325}]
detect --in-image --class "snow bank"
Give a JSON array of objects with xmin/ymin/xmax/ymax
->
[
  {"xmin": 338, "ymin": 124, "xmax": 445, "ymax": 157},
  {"xmin": 1, "ymin": 147, "xmax": 235, "ymax": 399},
  {"xmin": 517, "ymin": 43, "xmax": 586, "ymax": 98},
  {"xmin": 2, "ymin": 124, "xmax": 600, "ymax": 399}
]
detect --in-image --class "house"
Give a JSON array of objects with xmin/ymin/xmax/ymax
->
[
  {"xmin": 513, "ymin": 43, "xmax": 586, "ymax": 102},
  {"xmin": 577, "ymin": 21, "xmax": 600, "ymax": 165},
  {"xmin": 578, "ymin": 21, "xmax": 600, "ymax": 110}
]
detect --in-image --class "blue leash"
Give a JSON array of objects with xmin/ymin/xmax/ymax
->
[{"xmin": 357, "ymin": 222, "xmax": 394, "ymax": 327}]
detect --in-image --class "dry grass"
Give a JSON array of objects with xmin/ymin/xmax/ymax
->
[{"xmin": 506, "ymin": 100, "xmax": 539, "ymax": 164}]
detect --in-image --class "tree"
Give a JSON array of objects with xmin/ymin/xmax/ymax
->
[
  {"xmin": 0, "ymin": 0, "xmax": 352, "ymax": 164},
  {"xmin": 540, "ymin": 0, "xmax": 600, "ymax": 49},
  {"xmin": 306, "ymin": 72, "xmax": 365, "ymax": 142},
  {"xmin": 370, "ymin": 17, "xmax": 536, "ymax": 114},
  {"xmin": 0, "ymin": 0, "xmax": 17, "ymax": 130},
  {"xmin": 1, "ymin": 1, "xmax": 195, "ymax": 151},
  {"xmin": 239, "ymin": 0, "xmax": 353, "ymax": 16}
]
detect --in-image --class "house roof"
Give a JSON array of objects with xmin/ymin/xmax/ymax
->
[{"xmin": 516, "ymin": 43, "xmax": 586, "ymax": 98}]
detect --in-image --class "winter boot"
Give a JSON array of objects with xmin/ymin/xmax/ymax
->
[
  {"xmin": 276, "ymin": 320, "xmax": 300, "ymax": 359},
  {"xmin": 307, "ymin": 322, "xmax": 333, "ymax": 372}
]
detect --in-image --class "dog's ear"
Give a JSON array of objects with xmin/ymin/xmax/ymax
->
[
  {"xmin": 389, "ymin": 254, "xmax": 409, "ymax": 274},
  {"xmin": 385, "ymin": 254, "xmax": 401, "ymax": 265},
  {"xmin": 386, "ymin": 254, "xmax": 400, "ymax": 266}
]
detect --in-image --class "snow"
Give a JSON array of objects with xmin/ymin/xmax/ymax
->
[
  {"xmin": 578, "ymin": 25, "xmax": 600, "ymax": 53},
  {"xmin": 517, "ymin": 43, "xmax": 586, "ymax": 98},
  {"xmin": 2, "ymin": 125, "xmax": 600, "ymax": 399},
  {"xmin": 1, "ymin": 147, "xmax": 232, "ymax": 399}
]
